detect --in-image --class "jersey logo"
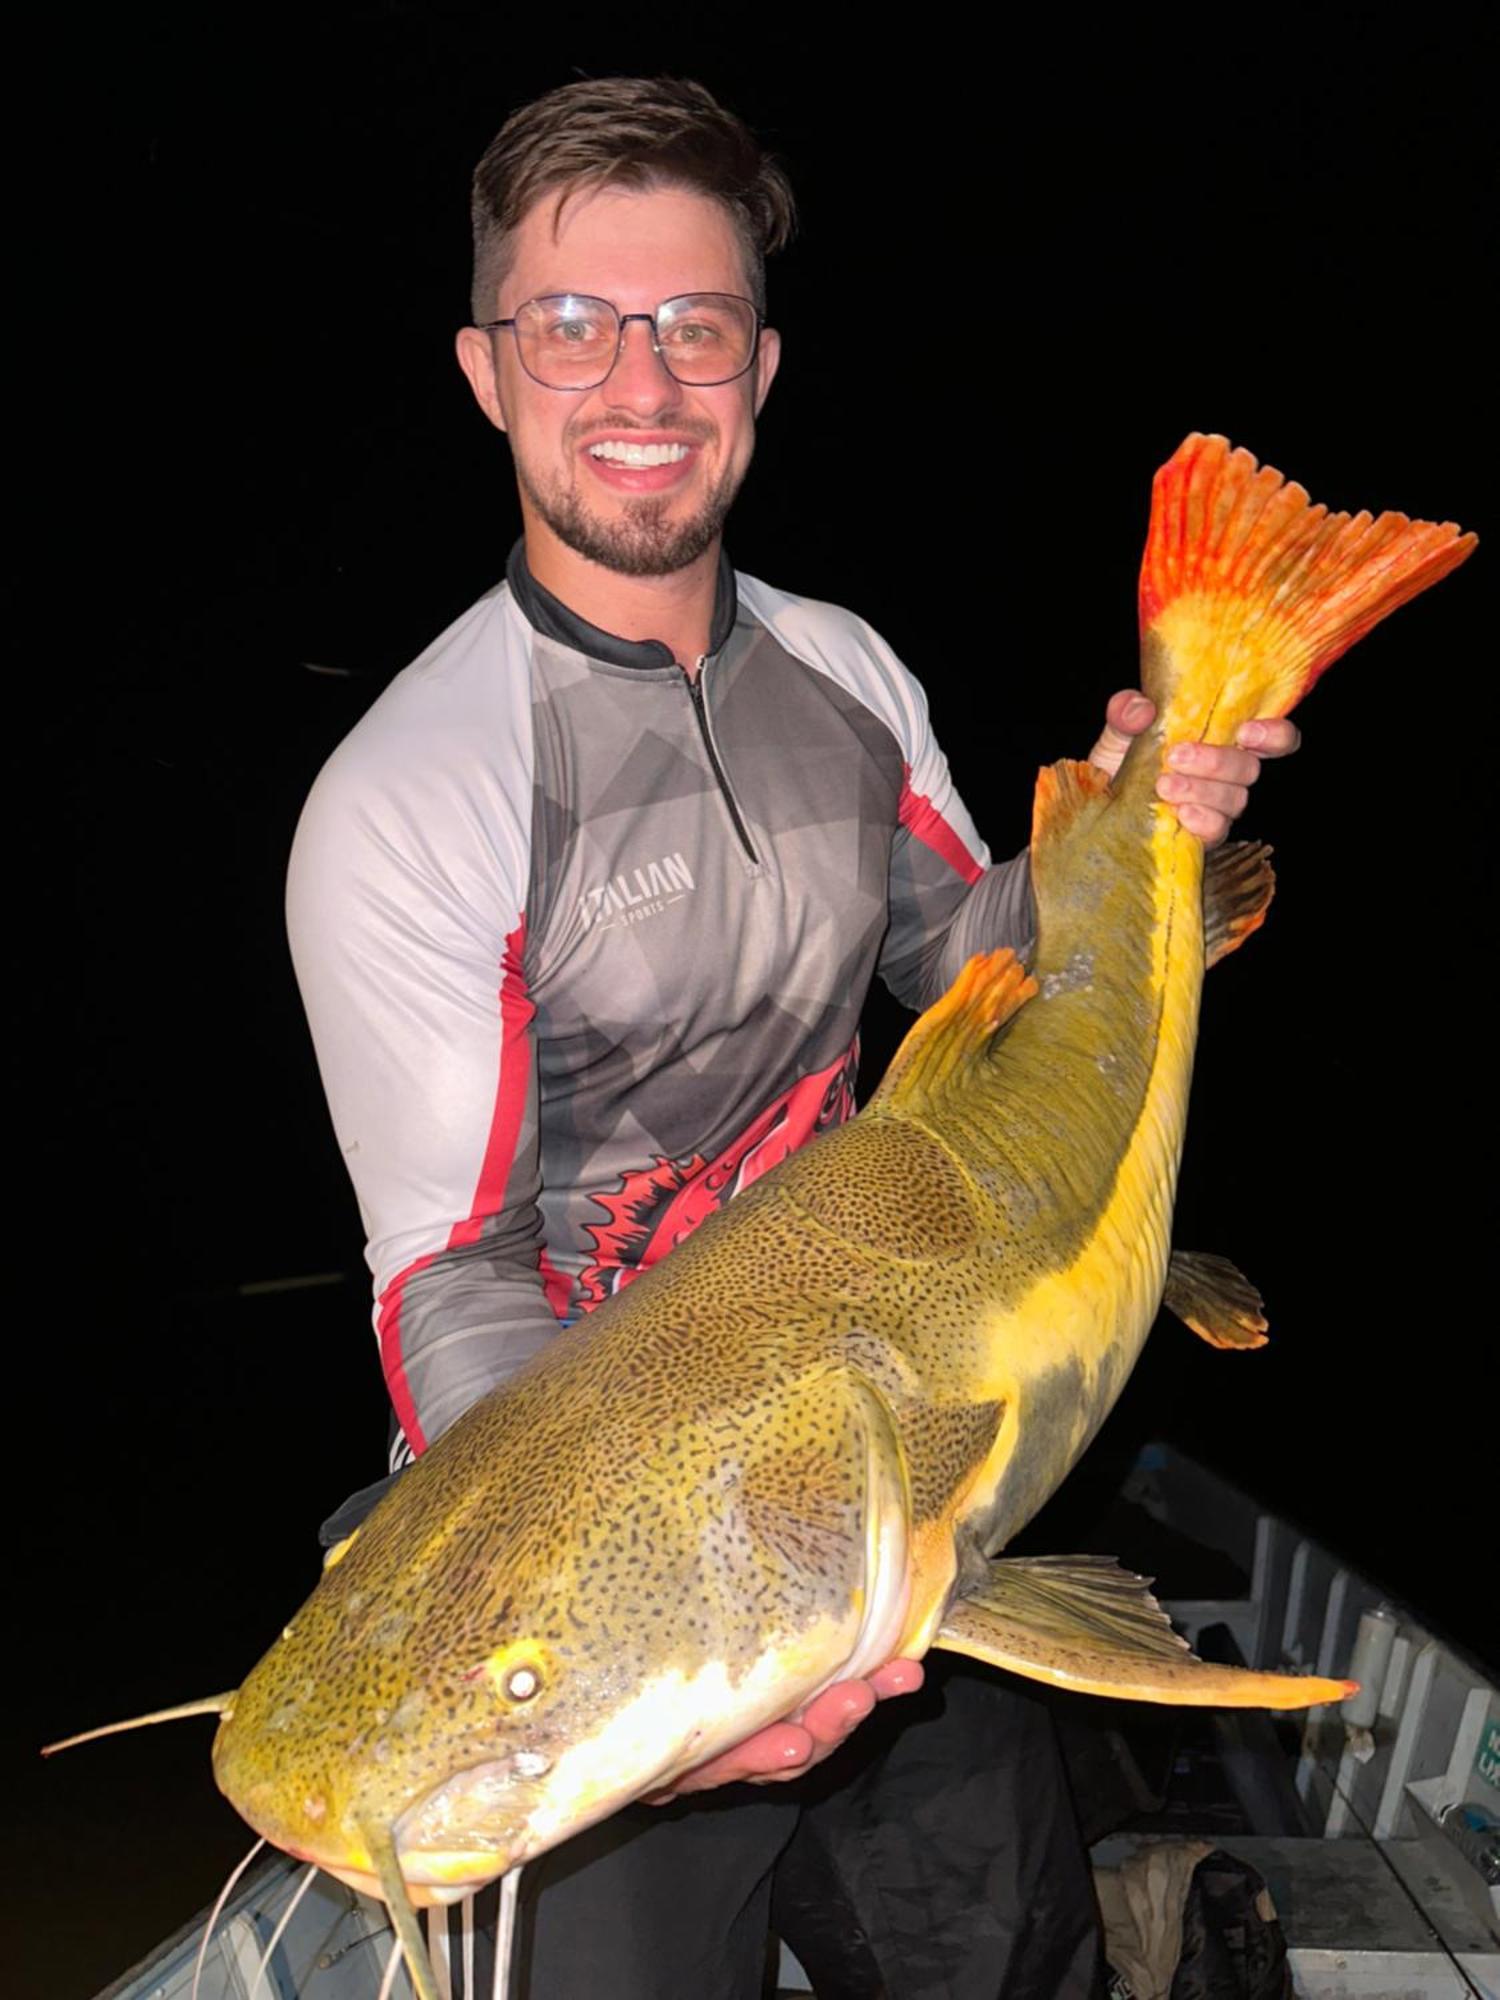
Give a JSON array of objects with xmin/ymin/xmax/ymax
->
[
  {"xmin": 578, "ymin": 851, "xmax": 696, "ymax": 932},
  {"xmin": 576, "ymin": 1042, "xmax": 858, "ymax": 1305}
]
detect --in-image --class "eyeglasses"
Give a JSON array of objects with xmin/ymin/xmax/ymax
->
[{"xmin": 477, "ymin": 293, "xmax": 763, "ymax": 390}]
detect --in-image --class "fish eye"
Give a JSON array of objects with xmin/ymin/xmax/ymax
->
[{"xmin": 504, "ymin": 1666, "xmax": 542, "ymax": 1702}]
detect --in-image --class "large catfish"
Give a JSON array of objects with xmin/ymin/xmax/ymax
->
[{"xmin": 51, "ymin": 436, "xmax": 1475, "ymax": 1999}]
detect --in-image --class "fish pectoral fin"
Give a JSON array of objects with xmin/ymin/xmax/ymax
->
[
  {"xmin": 1164, "ymin": 1251, "xmax": 1268, "ymax": 1349},
  {"xmin": 867, "ymin": 950, "xmax": 1037, "ymax": 1114},
  {"xmin": 363, "ymin": 1819, "xmax": 445, "ymax": 2000},
  {"xmin": 1204, "ymin": 840, "xmax": 1275, "ymax": 967},
  {"xmin": 933, "ymin": 1554, "xmax": 1353, "ymax": 1708}
]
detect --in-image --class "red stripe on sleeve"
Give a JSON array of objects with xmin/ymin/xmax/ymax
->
[
  {"xmin": 376, "ymin": 918, "xmax": 537, "ymax": 1457},
  {"xmin": 449, "ymin": 919, "xmax": 535, "ymax": 1249},
  {"xmin": 898, "ymin": 766, "xmax": 983, "ymax": 885},
  {"xmin": 377, "ymin": 1252, "xmax": 436, "ymax": 1454}
]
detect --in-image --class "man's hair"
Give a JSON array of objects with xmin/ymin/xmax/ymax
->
[{"xmin": 470, "ymin": 76, "xmax": 796, "ymax": 321}]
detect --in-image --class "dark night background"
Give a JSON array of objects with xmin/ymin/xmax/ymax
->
[{"xmin": 17, "ymin": 9, "xmax": 1494, "ymax": 1996}]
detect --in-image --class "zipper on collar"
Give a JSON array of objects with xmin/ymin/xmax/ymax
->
[{"xmin": 684, "ymin": 658, "xmax": 758, "ymax": 864}]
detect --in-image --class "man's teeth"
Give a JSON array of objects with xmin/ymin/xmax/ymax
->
[{"xmin": 588, "ymin": 441, "xmax": 692, "ymax": 467}]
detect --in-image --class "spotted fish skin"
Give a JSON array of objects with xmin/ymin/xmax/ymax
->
[{"xmin": 210, "ymin": 435, "xmax": 1476, "ymax": 1921}]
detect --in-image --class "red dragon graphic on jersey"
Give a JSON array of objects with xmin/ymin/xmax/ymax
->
[{"xmin": 576, "ymin": 1041, "xmax": 858, "ymax": 1307}]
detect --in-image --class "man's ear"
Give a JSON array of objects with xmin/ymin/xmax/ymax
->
[
  {"xmin": 752, "ymin": 325, "xmax": 782, "ymax": 416},
  {"xmin": 455, "ymin": 326, "xmax": 507, "ymax": 432}
]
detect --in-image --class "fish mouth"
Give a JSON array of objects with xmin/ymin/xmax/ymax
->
[{"xmin": 370, "ymin": 1752, "xmax": 553, "ymax": 1900}]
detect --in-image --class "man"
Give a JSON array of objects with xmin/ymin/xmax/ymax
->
[{"xmin": 288, "ymin": 76, "xmax": 1295, "ymax": 1999}]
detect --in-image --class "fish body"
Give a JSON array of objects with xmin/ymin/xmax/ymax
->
[{"xmin": 92, "ymin": 438, "xmax": 1478, "ymax": 1992}]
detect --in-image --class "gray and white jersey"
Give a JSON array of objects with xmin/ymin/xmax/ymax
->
[{"xmin": 287, "ymin": 548, "xmax": 1033, "ymax": 1460}]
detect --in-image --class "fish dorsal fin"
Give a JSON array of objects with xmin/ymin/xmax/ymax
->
[
  {"xmin": 364, "ymin": 1818, "xmax": 444, "ymax": 2000},
  {"xmin": 41, "ymin": 1692, "xmax": 237, "ymax": 1756},
  {"xmin": 1164, "ymin": 1250, "xmax": 1268, "ymax": 1349},
  {"xmin": 868, "ymin": 950, "xmax": 1037, "ymax": 1115},
  {"xmin": 1204, "ymin": 840, "xmax": 1275, "ymax": 968},
  {"xmin": 1030, "ymin": 757, "xmax": 1113, "ymax": 857},
  {"xmin": 934, "ymin": 1554, "xmax": 1353, "ymax": 1707}
]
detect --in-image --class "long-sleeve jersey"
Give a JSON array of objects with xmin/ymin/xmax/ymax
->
[{"xmin": 287, "ymin": 545, "xmax": 1034, "ymax": 1464}]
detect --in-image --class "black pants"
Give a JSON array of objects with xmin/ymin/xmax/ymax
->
[{"xmin": 428, "ymin": 1660, "xmax": 1105, "ymax": 2000}]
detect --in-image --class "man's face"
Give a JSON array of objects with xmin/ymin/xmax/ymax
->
[{"xmin": 458, "ymin": 185, "xmax": 781, "ymax": 578}]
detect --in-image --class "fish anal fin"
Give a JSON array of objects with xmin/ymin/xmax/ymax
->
[
  {"xmin": 1204, "ymin": 841, "xmax": 1275, "ymax": 968},
  {"xmin": 868, "ymin": 951, "xmax": 1036, "ymax": 1115},
  {"xmin": 363, "ymin": 1819, "xmax": 445, "ymax": 2000},
  {"xmin": 1165, "ymin": 1251, "xmax": 1268, "ymax": 1349},
  {"xmin": 933, "ymin": 1554, "xmax": 1352, "ymax": 1708}
]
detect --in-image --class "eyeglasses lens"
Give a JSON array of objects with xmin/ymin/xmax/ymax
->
[{"xmin": 513, "ymin": 295, "xmax": 757, "ymax": 388}]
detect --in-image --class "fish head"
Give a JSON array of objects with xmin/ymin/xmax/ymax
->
[
  {"xmin": 210, "ymin": 1605, "xmax": 767, "ymax": 1904},
  {"xmin": 209, "ymin": 1517, "xmax": 875, "ymax": 1905},
  {"xmin": 211, "ymin": 1329, "xmax": 913, "ymax": 1902}
]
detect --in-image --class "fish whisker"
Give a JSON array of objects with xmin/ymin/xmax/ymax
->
[
  {"xmin": 494, "ymin": 1867, "xmax": 523, "ymax": 2000},
  {"xmin": 190, "ymin": 1835, "xmax": 265, "ymax": 2000},
  {"xmin": 425, "ymin": 1900, "xmax": 454, "ymax": 1998},
  {"xmin": 247, "ymin": 1859, "xmax": 318, "ymax": 2000},
  {"xmin": 378, "ymin": 1929, "xmax": 409, "ymax": 2000}
]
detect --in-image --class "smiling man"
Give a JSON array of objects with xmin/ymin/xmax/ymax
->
[{"xmin": 288, "ymin": 77, "xmax": 1294, "ymax": 2000}]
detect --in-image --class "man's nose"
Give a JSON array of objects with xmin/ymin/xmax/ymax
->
[{"xmin": 603, "ymin": 317, "xmax": 682, "ymax": 412}]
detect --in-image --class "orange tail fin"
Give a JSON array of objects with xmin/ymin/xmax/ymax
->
[{"xmin": 1139, "ymin": 433, "xmax": 1475, "ymax": 742}]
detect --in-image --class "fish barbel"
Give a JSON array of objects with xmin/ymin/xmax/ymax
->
[{"xmin": 49, "ymin": 435, "xmax": 1475, "ymax": 1999}]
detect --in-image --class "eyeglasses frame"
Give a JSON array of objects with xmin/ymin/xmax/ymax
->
[{"xmin": 475, "ymin": 292, "xmax": 765, "ymax": 391}]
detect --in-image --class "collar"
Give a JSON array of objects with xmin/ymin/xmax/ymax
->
[{"xmin": 505, "ymin": 539, "xmax": 738, "ymax": 670}]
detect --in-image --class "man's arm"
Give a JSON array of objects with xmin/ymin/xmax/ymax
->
[{"xmin": 286, "ymin": 744, "xmax": 558, "ymax": 1458}]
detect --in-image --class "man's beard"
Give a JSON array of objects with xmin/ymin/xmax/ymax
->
[{"xmin": 516, "ymin": 449, "xmax": 742, "ymax": 578}]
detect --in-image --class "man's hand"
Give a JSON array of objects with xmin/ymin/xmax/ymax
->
[
  {"xmin": 1088, "ymin": 691, "xmax": 1301, "ymax": 846},
  {"xmin": 644, "ymin": 1659, "xmax": 924, "ymax": 1802}
]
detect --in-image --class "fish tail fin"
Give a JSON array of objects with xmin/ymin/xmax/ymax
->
[
  {"xmin": 41, "ymin": 1692, "xmax": 237, "ymax": 1755},
  {"xmin": 1139, "ymin": 433, "xmax": 1475, "ymax": 743}
]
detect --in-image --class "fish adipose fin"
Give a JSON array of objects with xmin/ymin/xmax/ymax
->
[
  {"xmin": 933, "ymin": 1554, "xmax": 1352, "ymax": 1708},
  {"xmin": 364, "ymin": 1819, "xmax": 443, "ymax": 2000},
  {"xmin": 868, "ymin": 949, "xmax": 1037, "ymax": 1115},
  {"xmin": 1204, "ymin": 841, "xmax": 1275, "ymax": 967},
  {"xmin": 1165, "ymin": 1250, "xmax": 1268, "ymax": 1349},
  {"xmin": 1140, "ymin": 433, "xmax": 1476, "ymax": 744}
]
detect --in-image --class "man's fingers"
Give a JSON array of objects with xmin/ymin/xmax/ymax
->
[
  {"xmin": 1088, "ymin": 690, "xmax": 1156, "ymax": 777},
  {"xmin": 1238, "ymin": 718, "xmax": 1301, "ymax": 757},
  {"xmin": 868, "ymin": 1658, "xmax": 924, "ymax": 1699},
  {"xmin": 1081, "ymin": 694, "xmax": 1297, "ymax": 849},
  {"xmin": 1166, "ymin": 742, "xmax": 1261, "ymax": 787},
  {"xmin": 1156, "ymin": 775, "xmax": 1251, "ymax": 823},
  {"xmin": 1169, "ymin": 802, "xmax": 1233, "ymax": 846},
  {"xmin": 643, "ymin": 1664, "xmax": 923, "ymax": 1803},
  {"xmin": 646, "ymin": 1721, "xmax": 813, "ymax": 1800},
  {"xmin": 801, "ymin": 1679, "xmax": 877, "ymax": 1746}
]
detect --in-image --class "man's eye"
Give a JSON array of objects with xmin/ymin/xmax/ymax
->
[
  {"xmin": 543, "ymin": 316, "xmax": 607, "ymax": 344},
  {"xmin": 664, "ymin": 321, "xmax": 720, "ymax": 347}
]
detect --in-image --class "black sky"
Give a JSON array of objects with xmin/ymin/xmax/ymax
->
[{"xmin": 19, "ymin": 9, "xmax": 1496, "ymax": 1994}]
